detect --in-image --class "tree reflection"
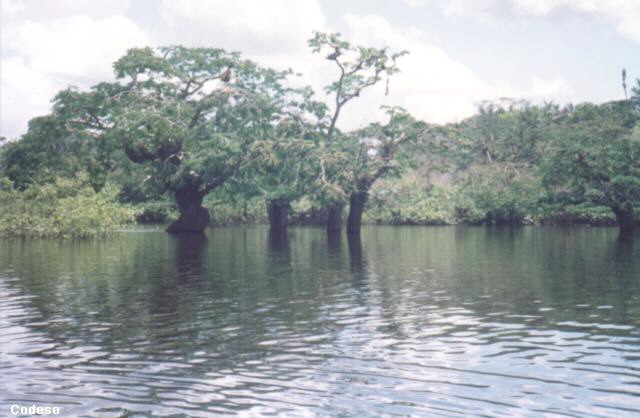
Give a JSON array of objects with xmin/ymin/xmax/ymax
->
[
  {"xmin": 268, "ymin": 227, "xmax": 289, "ymax": 251},
  {"xmin": 326, "ymin": 230, "xmax": 342, "ymax": 253},
  {"xmin": 347, "ymin": 233, "xmax": 367, "ymax": 286},
  {"xmin": 173, "ymin": 232, "xmax": 208, "ymax": 278}
]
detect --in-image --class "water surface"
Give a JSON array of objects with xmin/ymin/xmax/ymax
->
[{"xmin": 1, "ymin": 226, "xmax": 639, "ymax": 417}]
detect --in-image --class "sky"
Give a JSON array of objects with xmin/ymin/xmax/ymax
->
[{"xmin": 2, "ymin": 0, "xmax": 640, "ymax": 138}]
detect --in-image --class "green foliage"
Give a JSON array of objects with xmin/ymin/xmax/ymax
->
[
  {"xmin": 538, "ymin": 203, "xmax": 617, "ymax": 226},
  {"xmin": 441, "ymin": 99, "xmax": 559, "ymax": 171},
  {"xmin": 349, "ymin": 107, "xmax": 429, "ymax": 187},
  {"xmin": 205, "ymin": 198, "xmax": 267, "ymax": 226},
  {"xmin": 308, "ymin": 32, "xmax": 407, "ymax": 114},
  {"xmin": 241, "ymin": 95, "xmax": 327, "ymax": 205},
  {"xmin": 542, "ymin": 102, "xmax": 640, "ymax": 217},
  {"xmin": 0, "ymin": 177, "xmax": 136, "ymax": 238},
  {"xmin": 2, "ymin": 38, "xmax": 639, "ymax": 232},
  {"xmin": 2, "ymin": 115, "xmax": 88, "ymax": 189},
  {"xmin": 454, "ymin": 164, "xmax": 544, "ymax": 224},
  {"xmin": 307, "ymin": 32, "xmax": 408, "ymax": 209},
  {"xmin": 110, "ymin": 46, "xmax": 301, "ymax": 196},
  {"xmin": 133, "ymin": 201, "xmax": 177, "ymax": 224},
  {"xmin": 365, "ymin": 180, "xmax": 455, "ymax": 225}
]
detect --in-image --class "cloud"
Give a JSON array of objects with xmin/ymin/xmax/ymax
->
[
  {"xmin": 157, "ymin": 0, "xmax": 327, "ymax": 70},
  {"xmin": 529, "ymin": 77, "xmax": 572, "ymax": 100},
  {"xmin": 436, "ymin": 0, "xmax": 640, "ymax": 44},
  {"xmin": 335, "ymin": 14, "xmax": 570, "ymax": 127},
  {"xmin": 511, "ymin": 0, "xmax": 640, "ymax": 44},
  {"xmin": 1, "ymin": 57, "xmax": 59, "ymax": 138},
  {"xmin": 1, "ymin": 3, "xmax": 150, "ymax": 137},
  {"xmin": 5, "ymin": 15, "xmax": 150, "ymax": 82},
  {"xmin": 0, "ymin": 0, "xmax": 577, "ymax": 138},
  {"xmin": 440, "ymin": 0, "xmax": 500, "ymax": 18},
  {"xmin": 338, "ymin": 14, "xmax": 490, "ymax": 125},
  {"xmin": 2, "ymin": 0, "xmax": 130, "ymax": 20},
  {"xmin": 403, "ymin": 0, "xmax": 430, "ymax": 8}
]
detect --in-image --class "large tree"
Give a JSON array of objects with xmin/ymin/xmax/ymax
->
[
  {"xmin": 246, "ymin": 87, "xmax": 330, "ymax": 231},
  {"xmin": 58, "ymin": 46, "xmax": 297, "ymax": 233},
  {"xmin": 543, "ymin": 101, "xmax": 640, "ymax": 230},
  {"xmin": 1, "ymin": 85, "xmax": 121, "ymax": 193},
  {"xmin": 344, "ymin": 107, "xmax": 428, "ymax": 233},
  {"xmin": 307, "ymin": 32, "xmax": 407, "ymax": 232}
]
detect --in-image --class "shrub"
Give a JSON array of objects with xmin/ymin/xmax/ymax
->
[
  {"xmin": 0, "ymin": 176, "xmax": 137, "ymax": 238},
  {"xmin": 538, "ymin": 203, "xmax": 617, "ymax": 226},
  {"xmin": 453, "ymin": 164, "xmax": 543, "ymax": 224},
  {"xmin": 205, "ymin": 198, "xmax": 267, "ymax": 226},
  {"xmin": 134, "ymin": 201, "xmax": 177, "ymax": 224},
  {"xmin": 365, "ymin": 182, "xmax": 456, "ymax": 225}
]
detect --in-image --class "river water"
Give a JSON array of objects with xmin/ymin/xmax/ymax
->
[{"xmin": 1, "ymin": 226, "xmax": 639, "ymax": 417}]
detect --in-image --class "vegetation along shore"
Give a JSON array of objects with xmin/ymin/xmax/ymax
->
[{"xmin": 1, "ymin": 32, "xmax": 639, "ymax": 238}]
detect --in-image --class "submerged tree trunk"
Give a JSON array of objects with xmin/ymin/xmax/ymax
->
[
  {"xmin": 267, "ymin": 199, "xmax": 289, "ymax": 230},
  {"xmin": 326, "ymin": 203, "xmax": 344, "ymax": 232},
  {"xmin": 346, "ymin": 191, "xmax": 368, "ymax": 234},
  {"xmin": 167, "ymin": 185, "xmax": 210, "ymax": 233},
  {"xmin": 613, "ymin": 205, "xmax": 635, "ymax": 230}
]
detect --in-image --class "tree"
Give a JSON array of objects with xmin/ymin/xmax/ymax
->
[
  {"xmin": 1, "ymin": 107, "xmax": 115, "ymax": 192},
  {"xmin": 543, "ymin": 101, "xmax": 640, "ymax": 230},
  {"xmin": 308, "ymin": 32, "xmax": 407, "ymax": 232},
  {"xmin": 61, "ymin": 46, "xmax": 297, "ymax": 233},
  {"xmin": 344, "ymin": 107, "xmax": 428, "ymax": 233},
  {"xmin": 246, "ymin": 87, "xmax": 329, "ymax": 231},
  {"xmin": 445, "ymin": 99, "xmax": 559, "ymax": 171}
]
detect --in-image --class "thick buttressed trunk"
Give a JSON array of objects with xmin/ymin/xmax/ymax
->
[
  {"xmin": 347, "ymin": 191, "xmax": 368, "ymax": 234},
  {"xmin": 167, "ymin": 185, "xmax": 210, "ymax": 233},
  {"xmin": 613, "ymin": 205, "xmax": 635, "ymax": 230},
  {"xmin": 326, "ymin": 203, "xmax": 344, "ymax": 232},
  {"xmin": 267, "ymin": 199, "xmax": 289, "ymax": 231}
]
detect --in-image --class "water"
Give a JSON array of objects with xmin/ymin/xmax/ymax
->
[{"xmin": 1, "ymin": 226, "xmax": 639, "ymax": 417}]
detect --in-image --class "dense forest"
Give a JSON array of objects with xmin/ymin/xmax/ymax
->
[{"xmin": 1, "ymin": 32, "xmax": 639, "ymax": 237}]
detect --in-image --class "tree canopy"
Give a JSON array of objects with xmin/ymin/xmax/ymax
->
[{"xmin": 1, "ymin": 33, "xmax": 639, "ymax": 236}]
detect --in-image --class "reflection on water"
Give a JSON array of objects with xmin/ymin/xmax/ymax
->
[{"xmin": 0, "ymin": 226, "xmax": 639, "ymax": 417}]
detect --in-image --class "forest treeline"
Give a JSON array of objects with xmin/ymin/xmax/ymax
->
[{"xmin": 1, "ymin": 32, "xmax": 639, "ymax": 237}]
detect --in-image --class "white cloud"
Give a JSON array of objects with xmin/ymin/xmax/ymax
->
[
  {"xmin": 158, "ymin": 0, "xmax": 327, "ymax": 69},
  {"xmin": 403, "ymin": 0, "xmax": 429, "ymax": 8},
  {"xmin": 438, "ymin": 0, "xmax": 640, "ymax": 44},
  {"xmin": 439, "ymin": 0, "xmax": 502, "ymax": 20},
  {"xmin": 335, "ymin": 14, "xmax": 570, "ymax": 127},
  {"xmin": 1, "ymin": 3, "xmax": 150, "ymax": 137},
  {"xmin": 155, "ymin": 0, "xmax": 332, "ymax": 104},
  {"xmin": 5, "ymin": 15, "xmax": 150, "ymax": 82},
  {"xmin": 1, "ymin": 57, "xmax": 59, "ymax": 137},
  {"xmin": 530, "ymin": 77, "xmax": 572, "ymax": 100},
  {"xmin": 339, "ymin": 13, "xmax": 490, "ymax": 125},
  {"xmin": 2, "ymin": 0, "xmax": 130, "ymax": 20},
  {"xmin": 512, "ymin": 0, "xmax": 640, "ymax": 43},
  {"xmin": 0, "ymin": 0, "xmax": 582, "ymax": 137}
]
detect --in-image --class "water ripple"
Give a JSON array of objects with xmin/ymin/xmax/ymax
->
[{"xmin": 0, "ymin": 226, "xmax": 639, "ymax": 417}]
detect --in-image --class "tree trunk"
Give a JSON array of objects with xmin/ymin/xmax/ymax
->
[
  {"xmin": 613, "ymin": 205, "xmax": 635, "ymax": 230},
  {"xmin": 326, "ymin": 203, "xmax": 344, "ymax": 232},
  {"xmin": 347, "ymin": 191, "xmax": 368, "ymax": 234},
  {"xmin": 167, "ymin": 185, "xmax": 210, "ymax": 233},
  {"xmin": 267, "ymin": 199, "xmax": 289, "ymax": 230}
]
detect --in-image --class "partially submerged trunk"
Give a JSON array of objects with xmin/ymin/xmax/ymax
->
[
  {"xmin": 326, "ymin": 203, "xmax": 344, "ymax": 232},
  {"xmin": 267, "ymin": 199, "xmax": 289, "ymax": 231},
  {"xmin": 612, "ymin": 205, "xmax": 635, "ymax": 230},
  {"xmin": 167, "ymin": 185, "xmax": 210, "ymax": 233},
  {"xmin": 346, "ymin": 191, "xmax": 368, "ymax": 234}
]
